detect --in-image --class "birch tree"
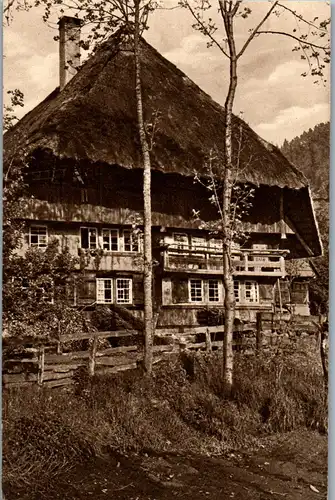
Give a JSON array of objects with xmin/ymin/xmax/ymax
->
[
  {"xmin": 4, "ymin": 0, "xmax": 157, "ymax": 374},
  {"xmin": 180, "ymin": 0, "xmax": 330, "ymax": 393}
]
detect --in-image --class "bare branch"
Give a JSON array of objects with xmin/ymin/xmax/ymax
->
[
  {"xmin": 257, "ymin": 30, "xmax": 329, "ymax": 51},
  {"xmin": 237, "ymin": 1, "xmax": 278, "ymax": 59},
  {"xmin": 277, "ymin": 2, "xmax": 329, "ymax": 33},
  {"xmin": 182, "ymin": 0, "xmax": 230, "ymax": 59}
]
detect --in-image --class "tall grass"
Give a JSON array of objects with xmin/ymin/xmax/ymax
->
[{"xmin": 3, "ymin": 345, "xmax": 327, "ymax": 493}]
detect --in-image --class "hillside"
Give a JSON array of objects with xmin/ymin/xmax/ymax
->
[
  {"xmin": 281, "ymin": 122, "xmax": 330, "ymax": 312},
  {"xmin": 281, "ymin": 122, "xmax": 330, "ymax": 202}
]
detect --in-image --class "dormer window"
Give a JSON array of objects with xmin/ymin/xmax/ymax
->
[{"xmin": 29, "ymin": 225, "xmax": 47, "ymax": 248}]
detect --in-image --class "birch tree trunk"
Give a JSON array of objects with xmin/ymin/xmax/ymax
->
[
  {"xmin": 134, "ymin": 0, "xmax": 153, "ymax": 374},
  {"xmin": 219, "ymin": 0, "xmax": 238, "ymax": 393}
]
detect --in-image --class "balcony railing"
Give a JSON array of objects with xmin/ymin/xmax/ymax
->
[{"xmin": 162, "ymin": 245, "xmax": 288, "ymax": 277}]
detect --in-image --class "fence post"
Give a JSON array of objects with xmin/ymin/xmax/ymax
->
[
  {"xmin": 205, "ymin": 328, "xmax": 212, "ymax": 352},
  {"xmin": 38, "ymin": 346, "xmax": 45, "ymax": 386},
  {"xmin": 88, "ymin": 336, "xmax": 98, "ymax": 377},
  {"xmin": 277, "ymin": 279, "xmax": 283, "ymax": 329},
  {"xmin": 57, "ymin": 321, "xmax": 63, "ymax": 354},
  {"xmin": 256, "ymin": 312, "xmax": 263, "ymax": 351}
]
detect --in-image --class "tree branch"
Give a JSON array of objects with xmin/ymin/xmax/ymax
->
[
  {"xmin": 277, "ymin": 2, "xmax": 329, "ymax": 33},
  {"xmin": 183, "ymin": 0, "xmax": 229, "ymax": 59},
  {"xmin": 257, "ymin": 30, "xmax": 329, "ymax": 51},
  {"xmin": 237, "ymin": 1, "xmax": 278, "ymax": 59}
]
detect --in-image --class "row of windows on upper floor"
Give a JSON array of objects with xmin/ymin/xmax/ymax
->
[
  {"xmin": 29, "ymin": 225, "xmax": 140, "ymax": 252},
  {"xmin": 28, "ymin": 225, "xmax": 271, "ymax": 254}
]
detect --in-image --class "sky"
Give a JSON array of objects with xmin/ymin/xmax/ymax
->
[{"xmin": 3, "ymin": 1, "xmax": 330, "ymax": 146}]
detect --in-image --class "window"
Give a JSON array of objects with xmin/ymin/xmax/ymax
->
[
  {"xmin": 234, "ymin": 281, "xmax": 241, "ymax": 303},
  {"xmin": 189, "ymin": 279, "xmax": 203, "ymax": 302},
  {"xmin": 173, "ymin": 233, "xmax": 189, "ymax": 249},
  {"xmin": 18, "ymin": 278, "xmax": 54, "ymax": 303},
  {"xmin": 233, "ymin": 281, "xmax": 259, "ymax": 303},
  {"xmin": 80, "ymin": 227, "xmax": 97, "ymax": 249},
  {"xmin": 191, "ymin": 236, "xmax": 206, "ymax": 250},
  {"xmin": 245, "ymin": 281, "xmax": 259, "ymax": 303},
  {"xmin": 102, "ymin": 229, "xmax": 119, "ymax": 251},
  {"xmin": 208, "ymin": 238, "xmax": 223, "ymax": 250},
  {"xmin": 29, "ymin": 226, "xmax": 47, "ymax": 247},
  {"xmin": 116, "ymin": 278, "xmax": 132, "ymax": 304},
  {"xmin": 39, "ymin": 281, "xmax": 54, "ymax": 304},
  {"xmin": 96, "ymin": 278, "xmax": 133, "ymax": 304},
  {"xmin": 123, "ymin": 230, "xmax": 139, "ymax": 252},
  {"xmin": 96, "ymin": 278, "xmax": 113, "ymax": 304},
  {"xmin": 252, "ymin": 244, "xmax": 268, "ymax": 263},
  {"xmin": 208, "ymin": 280, "xmax": 220, "ymax": 302}
]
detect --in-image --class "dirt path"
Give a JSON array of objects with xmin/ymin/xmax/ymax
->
[{"xmin": 5, "ymin": 431, "xmax": 327, "ymax": 500}]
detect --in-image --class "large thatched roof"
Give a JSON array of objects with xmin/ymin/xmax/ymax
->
[{"xmin": 3, "ymin": 31, "xmax": 321, "ymax": 256}]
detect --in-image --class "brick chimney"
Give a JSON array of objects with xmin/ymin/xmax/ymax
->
[{"xmin": 58, "ymin": 16, "xmax": 82, "ymax": 90}]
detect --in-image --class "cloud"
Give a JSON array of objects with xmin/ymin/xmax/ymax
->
[
  {"xmin": 255, "ymin": 103, "xmax": 330, "ymax": 145},
  {"xmin": 4, "ymin": 1, "xmax": 330, "ymax": 144},
  {"xmin": 163, "ymin": 33, "xmax": 221, "ymax": 68}
]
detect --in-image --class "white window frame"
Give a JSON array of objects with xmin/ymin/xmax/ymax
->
[
  {"xmin": 191, "ymin": 236, "xmax": 207, "ymax": 250},
  {"xmin": 96, "ymin": 278, "xmax": 113, "ymax": 304},
  {"xmin": 244, "ymin": 281, "xmax": 259, "ymax": 303},
  {"xmin": 116, "ymin": 278, "xmax": 133, "ymax": 304},
  {"xmin": 234, "ymin": 281, "xmax": 241, "ymax": 303},
  {"xmin": 189, "ymin": 279, "xmax": 204, "ymax": 303},
  {"xmin": 80, "ymin": 227, "xmax": 98, "ymax": 249},
  {"xmin": 208, "ymin": 238, "xmax": 223, "ymax": 251},
  {"xmin": 173, "ymin": 233, "xmax": 189, "ymax": 250},
  {"xmin": 123, "ymin": 230, "xmax": 139, "ymax": 253},
  {"xmin": 102, "ymin": 228, "xmax": 119, "ymax": 252},
  {"xmin": 29, "ymin": 225, "xmax": 48, "ymax": 248},
  {"xmin": 252, "ymin": 243, "xmax": 268, "ymax": 263},
  {"xmin": 208, "ymin": 279, "xmax": 221, "ymax": 303},
  {"xmin": 40, "ymin": 282, "xmax": 55, "ymax": 304}
]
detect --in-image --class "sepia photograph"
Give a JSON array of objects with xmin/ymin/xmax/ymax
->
[{"xmin": 3, "ymin": 1, "xmax": 330, "ymax": 498}]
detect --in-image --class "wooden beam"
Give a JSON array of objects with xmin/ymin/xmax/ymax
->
[
  {"xmin": 284, "ymin": 216, "xmax": 315, "ymax": 257},
  {"xmin": 280, "ymin": 191, "xmax": 286, "ymax": 239}
]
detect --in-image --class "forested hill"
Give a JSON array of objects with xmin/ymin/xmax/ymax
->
[
  {"xmin": 281, "ymin": 122, "xmax": 330, "ymax": 201},
  {"xmin": 281, "ymin": 122, "xmax": 329, "ymax": 313}
]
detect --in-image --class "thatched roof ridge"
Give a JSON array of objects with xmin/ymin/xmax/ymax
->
[{"xmin": 4, "ymin": 32, "xmax": 308, "ymax": 190}]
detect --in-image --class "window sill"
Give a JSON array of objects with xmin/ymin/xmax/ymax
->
[
  {"xmin": 79, "ymin": 249, "xmax": 140, "ymax": 255},
  {"xmin": 164, "ymin": 303, "xmax": 224, "ymax": 309}
]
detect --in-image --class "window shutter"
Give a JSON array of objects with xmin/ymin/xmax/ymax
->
[
  {"xmin": 275, "ymin": 280, "xmax": 290, "ymax": 305},
  {"xmin": 81, "ymin": 228, "xmax": 89, "ymax": 249},
  {"xmin": 259, "ymin": 284, "xmax": 273, "ymax": 301},
  {"xmin": 132, "ymin": 276, "xmax": 144, "ymax": 305},
  {"xmin": 291, "ymin": 282, "xmax": 308, "ymax": 304},
  {"xmin": 171, "ymin": 277, "xmax": 189, "ymax": 303}
]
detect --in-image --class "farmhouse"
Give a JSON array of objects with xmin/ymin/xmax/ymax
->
[{"xmin": 4, "ymin": 17, "xmax": 321, "ymax": 332}]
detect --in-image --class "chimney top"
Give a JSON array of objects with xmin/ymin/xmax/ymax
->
[
  {"xmin": 58, "ymin": 16, "xmax": 83, "ymax": 28},
  {"xmin": 58, "ymin": 16, "xmax": 82, "ymax": 90}
]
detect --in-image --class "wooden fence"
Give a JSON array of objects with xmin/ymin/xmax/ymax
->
[{"xmin": 3, "ymin": 316, "xmax": 320, "ymax": 390}]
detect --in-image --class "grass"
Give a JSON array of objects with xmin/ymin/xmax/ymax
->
[{"xmin": 3, "ymin": 343, "xmax": 327, "ymax": 494}]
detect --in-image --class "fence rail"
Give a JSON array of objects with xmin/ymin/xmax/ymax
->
[{"xmin": 3, "ymin": 317, "xmax": 319, "ymax": 390}]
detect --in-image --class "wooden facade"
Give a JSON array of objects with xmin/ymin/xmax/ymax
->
[
  {"xmin": 5, "ymin": 19, "xmax": 320, "ymax": 332},
  {"xmin": 17, "ymin": 171, "xmax": 314, "ymax": 327}
]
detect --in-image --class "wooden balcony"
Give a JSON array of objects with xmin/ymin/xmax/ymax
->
[
  {"xmin": 78, "ymin": 249, "xmax": 143, "ymax": 272},
  {"xmin": 162, "ymin": 245, "xmax": 288, "ymax": 277}
]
